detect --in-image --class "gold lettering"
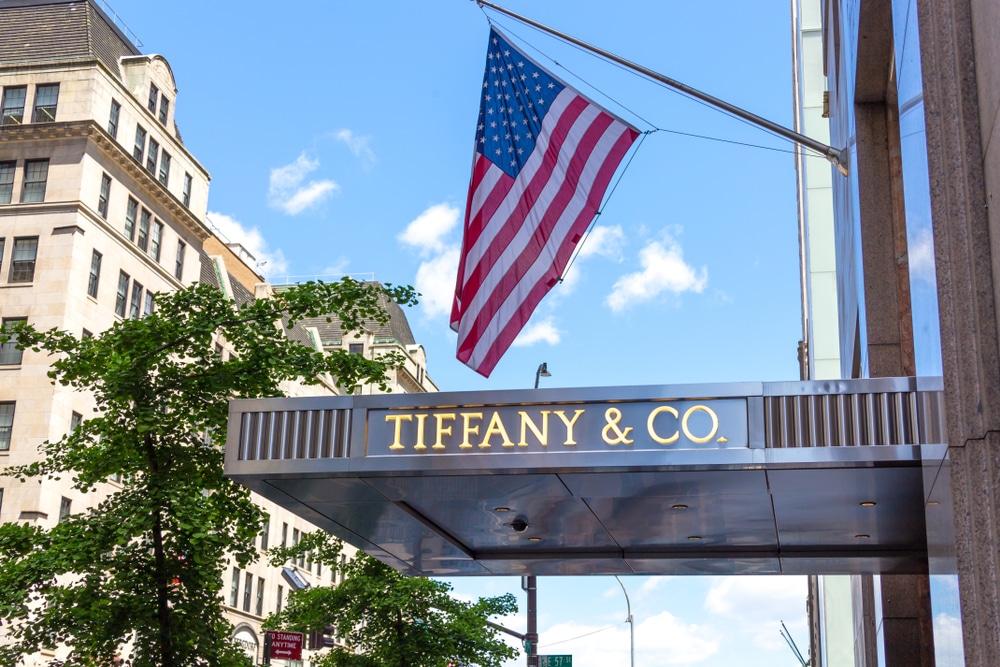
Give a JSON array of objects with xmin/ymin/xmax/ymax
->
[
  {"xmin": 414, "ymin": 413, "xmax": 429, "ymax": 450},
  {"xmin": 553, "ymin": 409, "xmax": 585, "ymax": 445},
  {"xmin": 602, "ymin": 407, "xmax": 634, "ymax": 445},
  {"xmin": 647, "ymin": 405, "xmax": 680, "ymax": 444},
  {"xmin": 518, "ymin": 411, "xmax": 550, "ymax": 447},
  {"xmin": 433, "ymin": 413, "xmax": 456, "ymax": 450},
  {"xmin": 681, "ymin": 405, "xmax": 719, "ymax": 443},
  {"xmin": 480, "ymin": 411, "xmax": 515, "ymax": 448},
  {"xmin": 385, "ymin": 414, "xmax": 412, "ymax": 450},
  {"xmin": 459, "ymin": 412, "xmax": 483, "ymax": 449}
]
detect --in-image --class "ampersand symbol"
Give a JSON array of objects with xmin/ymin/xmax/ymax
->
[{"xmin": 602, "ymin": 408, "xmax": 634, "ymax": 445}]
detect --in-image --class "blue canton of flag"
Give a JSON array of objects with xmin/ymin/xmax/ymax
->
[{"xmin": 475, "ymin": 31, "xmax": 565, "ymax": 178}]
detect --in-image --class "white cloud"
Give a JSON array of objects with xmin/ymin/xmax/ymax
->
[
  {"xmin": 399, "ymin": 204, "xmax": 463, "ymax": 319},
  {"xmin": 512, "ymin": 318, "xmax": 561, "ymax": 347},
  {"xmin": 559, "ymin": 225, "xmax": 626, "ymax": 293},
  {"xmin": 414, "ymin": 247, "xmax": 460, "ymax": 318},
  {"xmin": 540, "ymin": 611, "xmax": 718, "ymax": 667},
  {"xmin": 207, "ymin": 211, "xmax": 288, "ymax": 279},
  {"xmin": 704, "ymin": 577, "xmax": 808, "ymax": 653},
  {"xmin": 268, "ymin": 152, "xmax": 340, "ymax": 215},
  {"xmin": 933, "ymin": 612, "xmax": 965, "ymax": 666},
  {"xmin": 333, "ymin": 129, "xmax": 377, "ymax": 169},
  {"xmin": 606, "ymin": 233, "xmax": 707, "ymax": 312},
  {"xmin": 398, "ymin": 203, "xmax": 461, "ymax": 255},
  {"xmin": 578, "ymin": 225, "xmax": 626, "ymax": 260},
  {"xmin": 909, "ymin": 226, "xmax": 936, "ymax": 283}
]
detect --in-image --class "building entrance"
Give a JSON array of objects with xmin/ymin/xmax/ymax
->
[{"xmin": 224, "ymin": 376, "xmax": 945, "ymax": 578}]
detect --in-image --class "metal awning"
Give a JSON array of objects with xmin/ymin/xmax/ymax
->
[{"xmin": 224, "ymin": 377, "xmax": 945, "ymax": 576}]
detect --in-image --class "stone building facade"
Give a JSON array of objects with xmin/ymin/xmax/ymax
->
[{"xmin": 0, "ymin": 0, "xmax": 436, "ymax": 662}]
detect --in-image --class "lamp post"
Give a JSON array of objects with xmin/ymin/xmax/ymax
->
[
  {"xmin": 525, "ymin": 362, "xmax": 550, "ymax": 667},
  {"xmin": 614, "ymin": 576, "xmax": 635, "ymax": 667},
  {"xmin": 534, "ymin": 362, "xmax": 551, "ymax": 389}
]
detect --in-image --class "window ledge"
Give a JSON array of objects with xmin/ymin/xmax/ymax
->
[{"xmin": 0, "ymin": 283, "xmax": 33, "ymax": 289}]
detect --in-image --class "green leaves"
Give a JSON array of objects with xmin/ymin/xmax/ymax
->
[
  {"xmin": 0, "ymin": 280, "xmax": 417, "ymax": 666},
  {"xmin": 268, "ymin": 550, "xmax": 518, "ymax": 667}
]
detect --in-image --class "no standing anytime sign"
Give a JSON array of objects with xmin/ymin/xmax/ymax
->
[{"xmin": 266, "ymin": 631, "xmax": 303, "ymax": 661}]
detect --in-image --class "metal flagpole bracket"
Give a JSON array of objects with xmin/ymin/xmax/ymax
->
[{"xmin": 473, "ymin": 0, "xmax": 850, "ymax": 176}]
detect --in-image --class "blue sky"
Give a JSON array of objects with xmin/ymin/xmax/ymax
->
[{"xmin": 106, "ymin": 0, "xmax": 815, "ymax": 664}]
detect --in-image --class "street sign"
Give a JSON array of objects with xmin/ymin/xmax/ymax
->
[
  {"xmin": 539, "ymin": 656, "xmax": 572, "ymax": 667},
  {"xmin": 266, "ymin": 630, "xmax": 303, "ymax": 661}
]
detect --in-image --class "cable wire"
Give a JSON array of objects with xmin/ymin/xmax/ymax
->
[{"xmin": 539, "ymin": 622, "xmax": 626, "ymax": 649}]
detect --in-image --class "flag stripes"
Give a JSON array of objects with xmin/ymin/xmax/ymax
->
[{"xmin": 452, "ymin": 28, "xmax": 640, "ymax": 377}]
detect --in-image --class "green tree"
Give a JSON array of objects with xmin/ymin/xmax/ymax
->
[
  {"xmin": 267, "ymin": 534, "xmax": 518, "ymax": 667},
  {"xmin": 0, "ymin": 279, "xmax": 417, "ymax": 667}
]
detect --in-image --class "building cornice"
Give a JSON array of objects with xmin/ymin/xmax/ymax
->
[{"xmin": 0, "ymin": 119, "xmax": 214, "ymax": 242}]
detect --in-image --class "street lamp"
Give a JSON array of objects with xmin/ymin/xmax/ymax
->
[
  {"xmin": 525, "ymin": 362, "xmax": 551, "ymax": 667},
  {"xmin": 534, "ymin": 362, "xmax": 551, "ymax": 389},
  {"xmin": 614, "ymin": 576, "xmax": 635, "ymax": 667}
]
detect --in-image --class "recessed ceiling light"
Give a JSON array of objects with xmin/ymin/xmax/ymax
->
[
  {"xmin": 927, "ymin": 501, "xmax": 940, "ymax": 506},
  {"xmin": 528, "ymin": 537, "xmax": 542, "ymax": 542},
  {"xmin": 855, "ymin": 534, "xmax": 871, "ymax": 539},
  {"xmin": 494, "ymin": 507, "xmax": 511, "ymax": 512},
  {"xmin": 672, "ymin": 504, "xmax": 689, "ymax": 510},
  {"xmin": 687, "ymin": 535, "xmax": 702, "ymax": 541},
  {"xmin": 859, "ymin": 501, "xmax": 877, "ymax": 507}
]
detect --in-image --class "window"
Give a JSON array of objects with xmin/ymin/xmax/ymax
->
[
  {"xmin": 339, "ymin": 554, "xmax": 346, "ymax": 583},
  {"xmin": 260, "ymin": 516, "xmax": 269, "ymax": 550},
  {"xmin": 146, "ymin": 138, "xmax": 158, "ymax": 174},
  {"xmin": 150, "ymin": 221, "xmax": 163, "ymax": 261},
  {"xmin": 82, "ymin": 329, "xmax": 92, "ymax": 339},
  {"xmin": 114, "ymin": 271, "xmax": 130, "ymax": 317},
  {"xmin": 349, "ymin": 343, "xmax": 364, "ymax": 355},
  {"xmin": 10, "ymin": 237, "xmax": 38, "ymax": 283},
  {"xmin": 143, "ymin": 292, "xmax": 155, "ymax": 317},
  {"xmin": 20, "ymin": 159, "xmax": 48, "ymax": 203},
  {"xmin": 242, "ymin": 571, "xmax": 253, "ymax": 612},
  {"xmin": 124, "ymin": 197, "xmax": 138, "ymax": 241},
  {"xmin": 137, "ymin": 209, "xmax": 151, "ymax": 251},
  {"xmin": 0, "ymin": 161, "xmax": 14, "ymax": 204},
  {"xmin": 133, "ymin": 126, "xmax": 146, "ymax": 163},
  {"xmin": 129, "ymin": 281, "xmax": 143, "ymax": 319},
  {"xmin": 70, "ymin": 412, "xmax": 82, "ymax": 431},
  {"xmin": 255, "ymin": 577, "xmax": 264, "ymax": 616},
  {"xmin": 87, "ymin": 250, "xmax": 101, "ymax": 298},
  {"xmin": 108, "ymin": 99, "xmax": 120, "ymax": 138},
  {"xmin": 229, "ymin": 568, "xmax": 239, "ymax": 607},
  {"xmin": 1, "ymin": 86, "xmax": 26, "ymax": 125},
  {"xmin": 59, "ymin": 497, "xmax": 71, "ymax": 522},
  {"xmin": 0, "ymin": 488, "xmax": 4, "ymax": 517},
  {"xmin": 275, "ymin": 585, "xmax": 283, "ymax": 613},
  {"xmin": 0, "ymin": 403, "xmax": 12, "ymax": 451},
  {"xmin": 0, "ymin": 318, "xmax": 25, "ymax": 365},
  {"xmin": 148, "ymin": 84, "xmax": 159, "ymax": 114},
  {"xmin": 175, "ymin": 241, "xmax": 186, "ymax": 280},
  {"xmin": 32, "ymin": 84, "xmax": 58, "ymax": 123},
  {"xmin": 182, "ymin": 173, "xmax": 192, "ymax": 207},
  {"xmin": 282, "ymin": 522, "xmax": 288, "ymax": 547},
  {"xmin": 158, "ymin": 151, "xmax": 170, "ymax": 186},
  {"xmin": 158, "ymin": 96, "xmax": 170, "ymax": 125},
  {"xmin": 317, "ymin": 561, "xmax": 322, "ymax": 578},
  {"xmin": 98, "ymin": 174, "xmax": 111, "ymax": 218}
]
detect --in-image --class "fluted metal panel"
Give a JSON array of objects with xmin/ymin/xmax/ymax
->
[
  {"xmin": 762, "ymin": 388, "xmax": 944, "ymax": 447},
  {"xmin": 237, "ymin": 408, "xmax": 350, "ymax": 460}
]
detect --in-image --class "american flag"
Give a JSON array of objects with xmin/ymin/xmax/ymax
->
[{"xmin": 451, "ymin": 28, "xmax": 640, "ymax": 377}]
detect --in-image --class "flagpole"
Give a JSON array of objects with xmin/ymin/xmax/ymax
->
[{"xmin": 473, "ymin": 0, "xmax": 850, "ymax": 174}]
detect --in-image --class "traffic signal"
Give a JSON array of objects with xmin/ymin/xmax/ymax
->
[{"xmin": 307, "ymin": 625, "xmax": 336, "ymax": 650}]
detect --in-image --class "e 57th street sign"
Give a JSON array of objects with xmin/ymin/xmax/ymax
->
[
  {"xmin": 266, "ymin": 630, "xmax": 303, "ymax": 661},
  {"xmin": 538, "ymin": 656, "xmax": 572, "ymax": 667}
]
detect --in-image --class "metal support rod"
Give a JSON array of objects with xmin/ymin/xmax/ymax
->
[
  {"xmin": 614, "ymin": 576, "xmax": 635, "ymax": 667},
  {"xmin": 474, "ymin": 0, "xmax": 849, "ymax": 173},
  {"xmin": 526, "ymin": 575, "xmax": 538, "ymax": 667}
]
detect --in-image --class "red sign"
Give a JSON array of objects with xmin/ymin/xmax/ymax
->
[{"xmin": 267, "ymin": 631, "xmax": 304, "ymax": 661}]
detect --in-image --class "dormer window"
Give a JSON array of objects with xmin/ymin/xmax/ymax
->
[
  {"xmin": 158, "ymin": 96, "xmax": 170, "ymax": 125},
  {"xmin": 148, "ymin": 83, "xmax": 158, "ymax": 114}
]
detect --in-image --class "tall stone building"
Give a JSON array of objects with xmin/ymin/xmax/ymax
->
[
  {"xmin": 796, "ymin": 0, "xmax": 1000, "ymax": 664},
  {"xmin": 0, "ymin": 0, "xmax": 436, "ymax": 662}
]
